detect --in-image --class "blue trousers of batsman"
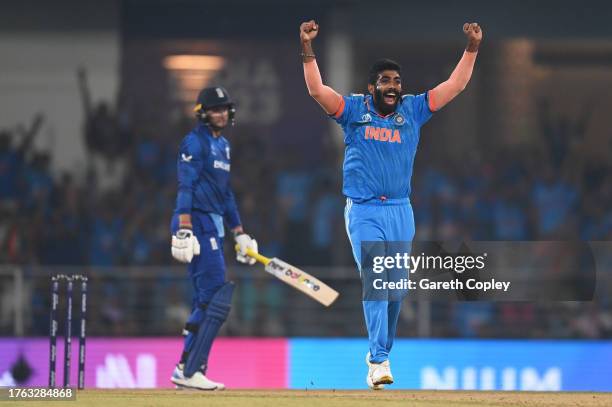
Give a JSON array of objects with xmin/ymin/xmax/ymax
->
[{"xmin": 171, "ymin": 211, "xmax": 232, "ymax": 376}]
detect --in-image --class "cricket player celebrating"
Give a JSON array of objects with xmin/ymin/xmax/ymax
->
[
  {"xmin": 169, "ymin": 86, "xmax": 258, "ymax": 390},
  {"xmin": 300, "ymin": 20, "xmax": 482, "ymax": 389}
]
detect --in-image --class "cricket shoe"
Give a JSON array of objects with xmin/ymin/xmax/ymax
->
[
  {"xmin": 171, "ymin": 364, "xmax": 225, "ymax": 390},
  {"xmin": 366, "ymin": 352, "xmax": 393, "ymax": 388},
  {"xmin": 365, "ymin": 352, "xmax": 385, "ymax": 390}
]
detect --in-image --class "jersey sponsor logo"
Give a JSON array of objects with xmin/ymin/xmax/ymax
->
[
  {"xmin": 213, "ymin": 160, "xmax": 230, "ymax": 171},
  {"xmin": 364, "ymin": 126, "xmax": 402, "ymax": 143},
  {"xmin": 181, "ymin": 153, "xmax": 193, "ymax": 162}
]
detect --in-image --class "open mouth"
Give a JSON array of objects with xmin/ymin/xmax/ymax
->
[{"xmin": 383, "ymin": 91, "xmax": 398, "ymax": 105}]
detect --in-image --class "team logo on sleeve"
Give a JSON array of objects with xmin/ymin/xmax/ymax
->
[{"xmin": 181, "ymin": 153, "xmax": 193, "ymax": 162}]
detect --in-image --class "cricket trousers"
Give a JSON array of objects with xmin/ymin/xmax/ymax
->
[
  {"xmin": 171, "ymin": 211, "xmax": 226, "ymax": 364},
  {"xmin": 344, "ymin": 197, "xmax": 415, "ymax": 363},
  {"xmin": 171, "ymin": 210, "xmax": 226, "ymax": 305}
]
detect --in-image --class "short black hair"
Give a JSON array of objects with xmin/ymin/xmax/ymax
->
[{"xmin": 368, "ymin": 59, "xmax": 402, "ymax": 85}]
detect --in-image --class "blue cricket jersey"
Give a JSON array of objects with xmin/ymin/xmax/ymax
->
[
  {"xmin": 332, "ymin": 93, "xmax": 433, "ymax": 202},
  {"xmin": 174, "ymin": 123, "xmax": 241, "ymax": 229}
]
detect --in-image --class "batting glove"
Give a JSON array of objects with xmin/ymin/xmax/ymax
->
[
  {"xmin": 171, "ymin": 229, "xmax": 201, "ymax": 263},
  {"xmin": 235, "ymin": 233, "xmax": 258, "ymax": 265}
]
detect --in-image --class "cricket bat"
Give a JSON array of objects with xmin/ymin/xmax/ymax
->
[{"xmin": 236, "ymin": 245, "xmax": 339, "ymax": 307}]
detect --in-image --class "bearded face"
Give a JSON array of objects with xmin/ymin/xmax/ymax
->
[{"xmin": 369, "ymin": 70, "xmax": 401, "ymax": 115}]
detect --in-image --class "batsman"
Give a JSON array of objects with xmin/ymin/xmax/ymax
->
[
  {"xmin": 300, "ymin": 20, "xmax": 482, "ymax": 389},
  {"xmin": 169, "ymin": 86, "xmax": 258, "ymax": 390}
]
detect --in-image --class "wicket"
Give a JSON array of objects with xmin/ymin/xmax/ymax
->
[{"xmin": 49, "ymin": 274, "xmax": 88, "ymax": 389}]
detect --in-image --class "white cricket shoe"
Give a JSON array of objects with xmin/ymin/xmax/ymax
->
[
  {"xmin": 170, "ymin": 364, "xmax": 225, "ymax": 390},
  {"xmin": 366, "ymin": 352, "xmax": 393, "ymax": 389},
  {"xmin": 365, "ymin": 353, "xmax": 385, "ymax": 390}
]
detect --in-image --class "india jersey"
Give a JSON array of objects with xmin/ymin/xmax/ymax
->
[{"xmin": 332, "ymin": 93, "xmax": 433, "ymax": 202}]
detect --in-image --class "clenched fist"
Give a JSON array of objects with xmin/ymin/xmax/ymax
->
[
  {"xmin": 300, "ymin": 20, "xmax": 319, "ymax": 43},
  {"xmin": 463, "ymin": 22, "xmax": 483, "ymax": 52}
]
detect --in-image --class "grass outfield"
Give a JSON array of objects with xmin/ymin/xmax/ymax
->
[{"xmin": 6, "ymin": 390, "xmax": 612, "ymax": 407}]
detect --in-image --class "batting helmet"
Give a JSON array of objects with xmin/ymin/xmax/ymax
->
[{"xmin": 194, "ymin": 86, "xmax": 236, "ymax": 125}]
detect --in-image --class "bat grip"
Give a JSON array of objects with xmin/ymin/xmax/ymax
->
[{"xmin": 234, "ymin": 244, "xmax": 271, "ymax": 265}]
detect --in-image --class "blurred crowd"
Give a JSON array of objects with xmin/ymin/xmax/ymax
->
[
  {"xmin": 411, "ymin": 100, "xmax": 612, "ymax": 243},
  {"xmin": 1, "ymin": 70, "xmax": 611, "ymax": 339},
  {"xmin": 0, "ymin": 70, "xmax": 347, "ymax": 267},
  {"xmin": 2, "ymin": 105, "xmax": 611, "ymax": 268}
]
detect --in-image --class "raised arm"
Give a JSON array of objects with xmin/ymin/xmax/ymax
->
[
  {"xmin": 77, "ymin": 67, "xmax": 93, "ymax": 117},
  {"xmin": 15, "ymin": 113, "xmax": 44, "ymax": 155},
  {"xmin": 428, "ymin": 23, "xmax": 483, "ymax": 112},
  {"xmin": 300, "ymin": 20, "xmax": 344, "ymax": 115}
]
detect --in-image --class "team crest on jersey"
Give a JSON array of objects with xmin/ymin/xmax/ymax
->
[
  {"xmin": 361, "ymin": 113, "xmax": 372, "ymax": 123},
  {"xmin": 394, "ymin": 114, "xmax": 405, "ymax": 125}
]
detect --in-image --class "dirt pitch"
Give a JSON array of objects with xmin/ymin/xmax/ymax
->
[{"xmin": 6, "ymin": 389, "xmax": 612, "ymax": 407}]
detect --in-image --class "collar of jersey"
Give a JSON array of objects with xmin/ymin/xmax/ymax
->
[
  {"xmin": 365, "ymin": 94, "xmax": 399, "ymax": 119},
  {"xmin": 196, "ymin": 123, "xmax": 222, "ymax": 140}
]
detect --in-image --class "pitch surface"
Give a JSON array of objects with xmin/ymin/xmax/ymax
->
[{"xmin": 7, "ymin": 389, "xmax": 612, "ymax": 407}]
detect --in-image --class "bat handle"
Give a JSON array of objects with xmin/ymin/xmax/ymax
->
[{"xmin": 234, "ymin": 244, "xmax": 272, "ymax": 266}]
